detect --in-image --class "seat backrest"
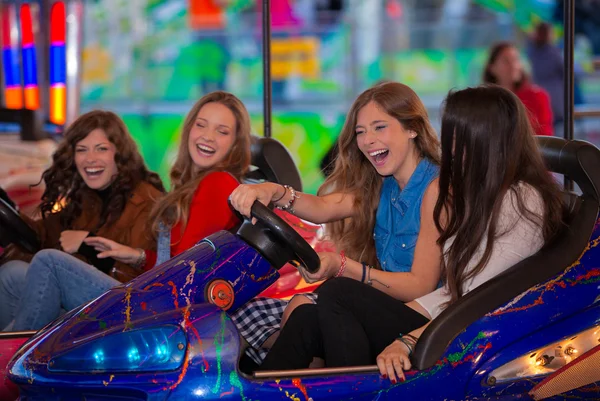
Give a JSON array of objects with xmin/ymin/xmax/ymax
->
[
  {"xmin": 244, "ymin": 136, "xmax": 303, "ymax": 192},
  {"xmin": 412, "ymin": 137, "xmax": 600, "ymax": 370},
  {"xmin": 0, "ymin": 108, "xmax": 45, "ymax": 141}
]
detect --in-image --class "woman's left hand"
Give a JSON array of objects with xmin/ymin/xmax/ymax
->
[
  {"xmin": 298, "ymin": 252, "xmax": 340, "ymax": 283},
  {"xmin": 59, "ymin": 230, "xmax": 90, "ymax": 254},
  {"xmin": 83, "ymin": 236, "xmax": 142, "ymax": 265},
  {"xmin": 376, "ymin": 339, "xmax": 412, "ymax": 383}
]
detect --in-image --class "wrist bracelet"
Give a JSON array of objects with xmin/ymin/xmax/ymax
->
[
  {"xmin": 277, "ymin": 185, "xmax": 300, "ymax": 214},
  {"xmin": 397, "ymin": 334, "xmax": 417, "ymax": 356},
  {"xmin": 133, "ymin": 248, "xmax": 146, "ymax": 270},
  {"xmin": 397, "ymin": 337, "xmax": 414, "ymax": 356},
  {"xmin": 335, "ymin": 250, "xmax": 347, "ymax": 277},
  {"xmin": 404, "ymin": 333, "xmax": 419, "ymax": 343},
  {"xmin": 366, "ymin": 266, "xmax": 390, "ymax": 288},
  {"xmin": 272, "ymin": 184, "xmax": 287, "ymax": 203},
  {"xmin": 361, "ymin": 262, "xmax": 367, "ymax": 283}
]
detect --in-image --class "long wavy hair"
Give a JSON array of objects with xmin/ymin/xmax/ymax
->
[
  {"xmin": 319, "ymin": 82, "xmax": 441, "ymax": 266},
  {"xmin": 149, "ymin": 91, "xmax": 252, "ymax": 234},
  {"xmin": 434, "ymin": 85, "xmax": 564, "ymax": 305},
  {"xmin": 39, "ymin": 110, "xmax": 165, "ymax": 229}
]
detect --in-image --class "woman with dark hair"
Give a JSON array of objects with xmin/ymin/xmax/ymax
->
[
  {"xmin": 6, "ymin": 91, "xmax": 252, "ymax": 331},
  {"xmin": 483, "ymin": 41, "xmax": 554, "ymax": 136},
  {"xmin": 0, "ymin": 110, "xmax": 164, "ymax": 329},
  {"xmin": 259, "ymin": 85, "xmax": 565, "ymax": 382}
]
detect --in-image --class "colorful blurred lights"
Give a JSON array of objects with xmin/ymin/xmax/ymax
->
[
  {"xmin": 49, "ymin": 1, "xmax": 66, "ymax": 124},
  {"xmin": 20, "ymin": 3, "xmax": 40, "ymax": 110}
]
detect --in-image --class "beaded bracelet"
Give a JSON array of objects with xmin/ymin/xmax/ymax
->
[
  {"xmin": 277, "ymin": 185, "xmax": 300, "ymax": 213},
  {"xmin": 335, "ymin": 250, "xmax": 347, "ymax": 278}
]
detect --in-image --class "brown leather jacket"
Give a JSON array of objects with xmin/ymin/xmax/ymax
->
[{"xmin": 2, "ymin": 181, "xmax": 163, "ymax": 283}]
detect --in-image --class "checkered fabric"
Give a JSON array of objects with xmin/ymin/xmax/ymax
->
[{"xmin": 231, "ymin": 293, "xmax": 318, "ymax": 364}]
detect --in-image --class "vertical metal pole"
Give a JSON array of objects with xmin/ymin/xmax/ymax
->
[
  {"xmin": 563, "ymin": 0, "xmax": 574, "ymax": 190},
  {"xmin": 262, "ymin": 0, "xmax": 272, "ymax": 138}
]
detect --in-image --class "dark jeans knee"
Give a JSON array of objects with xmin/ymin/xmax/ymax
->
[
  {"xmin": 283, "ymin": 303, "xmax": 318, "ymax": 331},
  {"xmin": 316, "ymin": 277, "xmax": 362, "ymax": 304}
]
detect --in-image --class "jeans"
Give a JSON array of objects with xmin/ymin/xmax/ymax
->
[
  {"xmin": 0, "ymin": 260, "xmax": 29, "ymax": 329},
  {"xmin": 261, "ymin": 277, "xmax": 430, "ymax": 370},
  {"xmin": 10, "ymin": 249, "xmax": 120, "ymax": 331}
]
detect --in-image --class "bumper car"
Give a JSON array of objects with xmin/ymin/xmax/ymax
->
[
  {"xmin": 5, "ymin": 136, "xmax": 600, "ymax": 400},
  {"xmin": 0, "ymin": 136, "xmax": 326, "ymax": 400}
]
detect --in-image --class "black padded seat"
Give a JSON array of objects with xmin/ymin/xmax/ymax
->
[
  {"xmin": 244, "ymin": 136, "xmax": 303, "ymax": 192},
  {"xmin": 412, "ymin": 137, "xmax": 600, "ymax": 370},
  {"xmin": 0, "ymin": 107, "xmax": 46, "ymax": 140}
]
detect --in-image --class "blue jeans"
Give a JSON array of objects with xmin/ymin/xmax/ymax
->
[
  {"xmin": 0, "ymin": 260, "xmax": 29, "ymax": 329},
  {"xmin": 10, "ymin": 249, "xmax": 120, "ymax": 331}
]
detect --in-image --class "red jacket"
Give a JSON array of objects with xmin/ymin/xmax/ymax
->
[
  {"xmin": 515, "ymin": 83, "xmax": 554, "ymax": 136},
  {"xmin": 144, "ymin": 171, "xmax": 240, "ymax": 269}
]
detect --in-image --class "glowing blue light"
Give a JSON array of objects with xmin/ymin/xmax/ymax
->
[
  {"xmin": 93, "ymin": 350, "xmax": 105, "ymax": 364},
  {"xmin": 156, "ymin": 345, "xmax": 168, "ymax": 359},
  {"xmin": 127, "ymin": 347, "xmax": 141, "ymax": 364},
  {"xmin": 49, "ymin": 325, "xmax": 186, "ymax": 373}
]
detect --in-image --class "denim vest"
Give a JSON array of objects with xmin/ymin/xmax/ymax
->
[{"xmin": 373, "ymin": 158, "xmax": 439, "ymax": 272}]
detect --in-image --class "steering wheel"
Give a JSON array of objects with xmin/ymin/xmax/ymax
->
[
  {"xmin": 245, "ymin": 201, "xmax": 320, "ymax": 273},
  {"xmin": 0, "ymin": 198, "xmax": 41, "ymax": 254}
]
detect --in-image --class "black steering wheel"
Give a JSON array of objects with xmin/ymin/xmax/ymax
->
[
  {"xmin": 0, "ymin": 198, "xmax": 41, "ymax": 254},
  {"xmin": 238, "ymin": 201, "xmax": 320, "ymax": 273}
]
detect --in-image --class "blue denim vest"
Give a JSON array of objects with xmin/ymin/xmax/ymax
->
[{"xmin": 373, "ymin": 158, "xmax": 439, "ymax": 272}]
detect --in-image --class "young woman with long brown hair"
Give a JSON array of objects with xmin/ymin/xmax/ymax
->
[
  {"xmin": 85, "ymin": 91, "xmax": 251, "ymax": 268},
  {"xmin": 259, "ymin": 85, "xmax": 565, "ymax": 381},
  {"xmin": 6, "ymin": 91, "xmax": 252, "ymax": 331},
  {"xmin": 230, "ymin": 81, "xmax": 443, "ymax": 365},
  {"xmin": 0, "ymin": 110, "xmax": 164, "ymax": 329}
]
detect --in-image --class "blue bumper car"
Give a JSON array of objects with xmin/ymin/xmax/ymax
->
[{"xmin": 7, "ymin": 137, "xmax": 600, "ymax": 400}]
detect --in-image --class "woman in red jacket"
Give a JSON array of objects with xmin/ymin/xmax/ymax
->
[
  {"xmin": 86, "ymin": 91, "xmax": 252, "ymax": 268},
  {"xmin": 483, "ymin": 41, "xmax": 554, "ymax": 136},
  {"xmin": 8, "ymin": 91, "xmax": 252, "ymax": 331}
]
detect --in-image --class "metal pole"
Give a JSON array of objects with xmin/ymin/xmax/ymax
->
[
  {"xmin": 262, "ymin": 0, "xmax": 272, "ymax": 138},
  {"xmin": 564, "ymin": 0, "xmax": 574, "ymax": 190}
]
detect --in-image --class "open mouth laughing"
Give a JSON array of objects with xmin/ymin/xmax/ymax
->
[
  {"xmin": 196, "ymin": 143, "xmax": 217, "ymax": 157},
  {"xmin": 368, "ymin": 149, "xmax": 389, "ymax": 166},
  {"xmin": 83, "ymin": 167, "xmax": 105, "ymax": 178}
]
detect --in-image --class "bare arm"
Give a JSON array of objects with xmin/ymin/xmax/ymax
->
[
  {"xmin": 301, "ymin": 180, "xmax": 442, "ymax": 301},
  {"xmin": 342, "ymin": 180, "xmax": 441, "ymax": 300},
  {"xmin": 229, "ymin": 182, "xmax": 355, "ymax": 224}
]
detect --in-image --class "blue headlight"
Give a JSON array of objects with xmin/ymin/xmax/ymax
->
[{"xmin": 49, "ymin": 325, "xmax": 186, "ymax": 373}]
